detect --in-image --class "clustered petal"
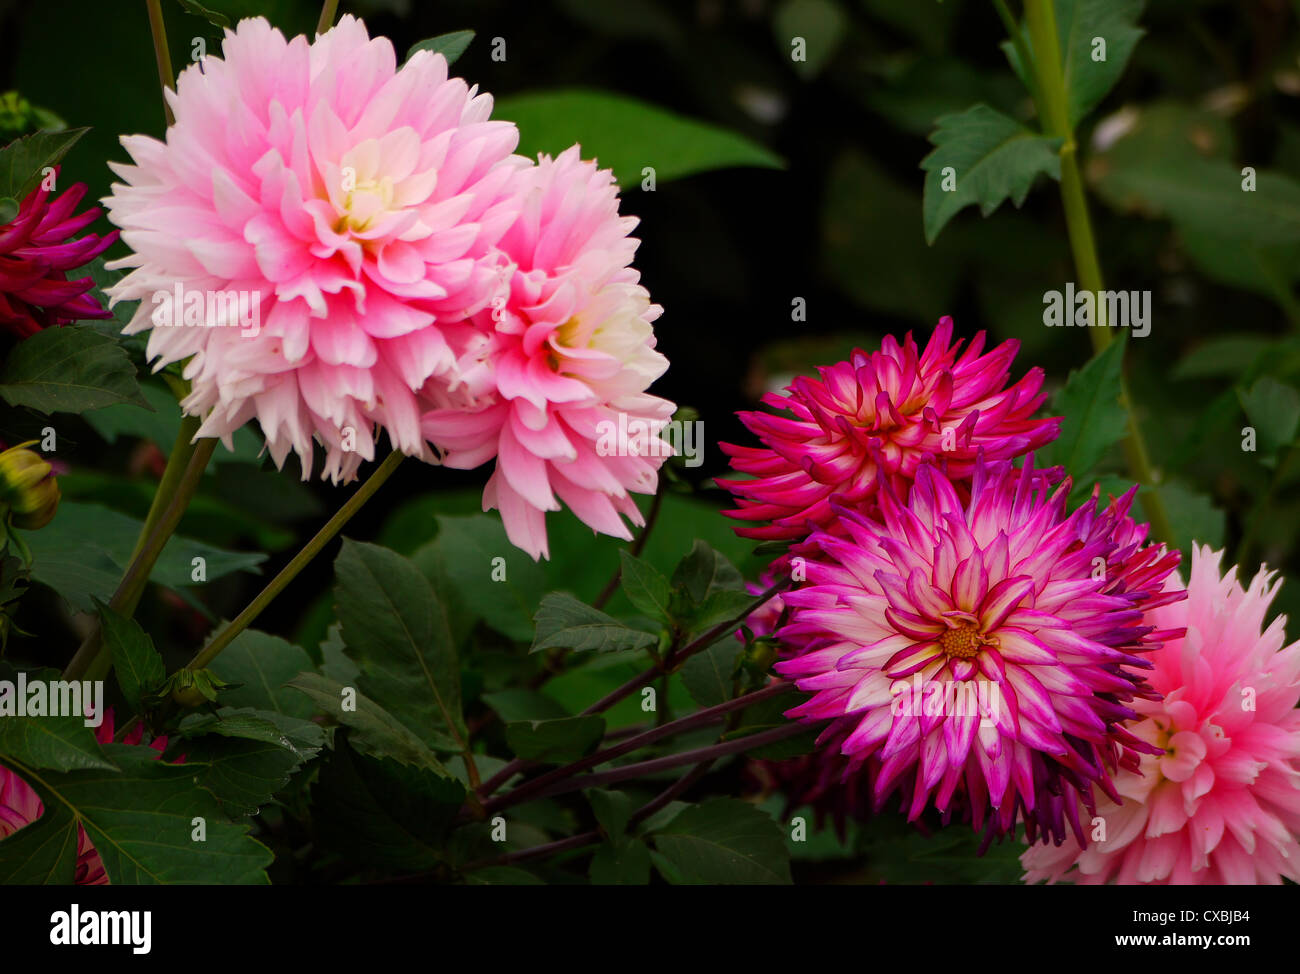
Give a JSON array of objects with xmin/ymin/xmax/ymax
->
[
  {"xmin": 0, "ymin": 174, "xmax": 117, "ymax": 338},
  {"xmin": 775, "ymin": 458, "xmax": 1183, "ymax": 844},
  {"xmin": 421, "ymin": 146, "xmax": 674, "ymax": 559},
  {"xmin": 103, "ymin": 16, "xmax": 527, "ymax": 482},
  {"xmin": 718, "ymin": 317, "xmax": 1059, "ymax": 540},
  {"xmin": 1022, "ymin": 545, "xmax": 1300, "ymax": 884}
]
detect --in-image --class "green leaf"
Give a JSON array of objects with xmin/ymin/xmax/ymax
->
[
  {"xmin": 0, "ymin": 326, "xmax": 148, "ymax": 414},
  {"xmin": 84, "ymin": 381, "xmax": 265, "ymax": 467},
  {"xmin": 531, "ymin": 592, "xmax": 657, "ymax": 654},
  {"xmin": 1037, "ymin": 335, "xmax": 1127, "ymax": 479},
  {"xmin": 311, "ymin": 736, "xmax": 465, "ymax": 873},
  {"xmin": 21, "ymin": 501, "xmax": 266, "ymax": 613},
  {"xmin": 0, "ymin": 797, "xmax": 79, "ymax": 883},
  {"xmin": 1239, "ymin": 377, "xmax": 1300, "ymax": 456},
  {"xmin": 174, "ymin": 0, "xmax": 231, "ymax": 28},
  {"xmin": 921, "ymin": 104, "xmax": 1062, "ymax": 244},
  {"xmin": 773, "ymin": 0, "xmax": 847, "ymax": 80},
  {"xmin": 619, "ymin": 550, "xmax": 673, "ymax": 621},
  {"xmin": 1150, "ymin": 482, "xmax": 1225, "ymax": 559},
  {"xmin": 209, "ymin": 629, "xmax": 315, "ymax": 719},
  {"xmin": 6, "ymin": 743, "xmax": 272, "ymax": 883},
  {"xmin": 590, "ymin": 838, "xmax": 652, "ymax": 884},
  {"xmin": 481, "ymin": 688, "xmax": 568, "ymax": 723},
  {"xmin": 505, "ymin": 715, "xmax": 605, "ymax": 762},
  {"xmin": 406, "ymin": 30, "xmax": 474, "ymax": 65},
  {"xmin": 335, "ymin": 540, "xmax": 465, "ymax": 752},
  {"xmin": 723, "ymin": 689, "xmax": 814, "ymax": 760},
  {"xmin": 425, "ymin": 514, "xmax": 548, "ymax": 641},
  {"xmin": 0, "ymin": 196, "xmax": 17, "ymax": 223},
  {"xmin": 98, "ymin": 601, "xmax": 166, "ymax": 717},
  {"xmin": 586, "ymin": 788, "xmax": 635, "ymax": 839},
  {"xmin": 679, "ymin": 640, "xmax": 741, "ymax": 707},
  {"xmin": 672, "ymin": 540, "xmax": 745, "ymax": 603},
  {"xmin": 1172, "ymin": 335, "xmax": 1276, "ymax": 381},
  {"xmin": 0, "ymin": 712, "xmax": 115, "ymax": 772},
  {"xmin": 1004, "ymin": 0, "xmax": 1145, "ymax": 126},
  {"xmin": 180, "ymin": 708, "xmax": 324, "ymax": 816},
  {"xmin": 287, "ymin": 672, "xmax": 450, "ymax": 775},
  {"xmin": 495, "ymin": 89, "xmax": 783, "ymax": 188},
  {"xmin": 0, "ymin": 127, "xmax": 88, "ymax": 199},
  {"xmin": 651, "ymin": 798, "xmax": 791, "ymax": 884}
]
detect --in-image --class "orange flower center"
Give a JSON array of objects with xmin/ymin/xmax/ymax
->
[{"xmin": 940, "ymin": 625, "xmax": 984, "ymax": 659}]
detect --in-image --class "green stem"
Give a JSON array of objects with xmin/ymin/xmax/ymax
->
[
  {"xmin": 131, "ymin": 416, "xmax": 200, "ymax": 563},
  {"xmin": 185, "ymin": 449, "xmax": 405, "ymax": 672},
  {"xmin": 316, "ymin": 0, "xmax": 340, "ymax": 35},
  {"xmin": 144, "ymin": 0, "xmax": 176, "ymax": 126},
  {"xmin": 65, "ymin": 436, "xmax": 218, "ymax": 681},
  {"xmin": 1023, "ymin": 0, "xmax": 1175, "ymax": 546},
  {"xmin": 992, "ymin": 0, "xmax": 1040, "ymax": 108}
]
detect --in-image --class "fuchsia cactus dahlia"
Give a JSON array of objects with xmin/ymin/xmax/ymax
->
[
  {"xmin": 775, "ymin": 458, "xmax": 1184, "ymax": 844},
  {"xmin": 0, "ymin": 176, "xmax": 117, "ymax": 338},
  {"xmin": 421, "ymin": 146, "xmax": 675, "ymax": 560},
  {"xmin": 718, "ymin": 317, "xmax": 1059, "ymax": 541},
  {"xmin": 103, "ymin": 16, "xmax": 526, "ymax": 481},
  {"xmin": 1022, "ymin": 546, "xmax": 1300, "ymax": 884}
]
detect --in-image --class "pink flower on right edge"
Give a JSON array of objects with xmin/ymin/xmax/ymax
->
[
  {"xmin": 718, "ymin": 317, "xmax": 1060, "ymax": 541},
  {"xmin": 1022, "ymin": 545, "xmax": 1300, "ymax": 884}
]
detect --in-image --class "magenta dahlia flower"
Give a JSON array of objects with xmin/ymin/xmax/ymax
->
[
  {"xmin": 0, "ymin": 176, "xmax": 117, "ymax": 338},
  {"xmin": 1022, "ymin": 546, "xmax": 1300, "ymax": 884},
  {"xmin": 421, "ymin": 146, "xmax": 674, "ymax": 560},
  {"xmin": 0, "ymin": 710, "xmax": 169, "ymax": 884},
  {"xmin": 103, "ymin": 16, "xmax": 525, "ymax": 481},
  {"xmin": 718, "ymin": 318, "xmax": 1060, "ymax": 541},
  {"xmin": 775, "ymin": 459, "xmax": 1184, "ymax": 843}
]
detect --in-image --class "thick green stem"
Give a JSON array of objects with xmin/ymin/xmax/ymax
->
[
  {"xmin": 65, "ymin": 436, "xmax": 218, "ymax": 681},
  {"xmin": 186, "ymin": 449, "xmax": 405, "ymax": 672},
  {"xmin": 144, "ymin": 0, "xmax": 176, "ymax": 126},
  {"xmin": 1023, "ymin": 0, "xmax": 1175, "ymax": 546},
  {"xmin": 316, "ymin": 0, "xmax": 340, "ymax": 35},
  {"xmin": 130, "ymin": 416, "xmax": 200, "ymax": 563}
]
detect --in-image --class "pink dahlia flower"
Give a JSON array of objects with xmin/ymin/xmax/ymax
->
[
  {"xmin": 718, "ymin": 317, "xmax": 1060, "ymax": 541},
  {"xmin": 103, "ymin": 16, "xmax": 525, "ymax": 481},
  {"xmin": 0, "ymin": 175, "xmax": 117, "ymax": 338},
  {"xmin": 776, "ymin": 459, "xmax": 1183, "ymax": 843},
  {"xmin": 1022, "ymin": 546, "xmax": 1300, "ymax": 884},
  {"xmin": 421, "ymin": 146, "xmax": 674, "ymax": 560},
  {"xmin": 0, "ymin": 710, "xmax": 169, "ymax": 885}
]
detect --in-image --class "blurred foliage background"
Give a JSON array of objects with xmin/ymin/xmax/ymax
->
[{"xmin": 1, "ymin": 0, "xmax": 1299, "ymax": 880}]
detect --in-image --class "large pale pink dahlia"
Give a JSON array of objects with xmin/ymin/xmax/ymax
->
[
  {"xmin": 0, "ymin": 711, "xmax": 168, "ymax": 885},
  {"xmin": 421, "ymin": 146, "xmax": 674, "ymax": 560},
  {"xmin": 103, "ymin": 16, "xmax": 525, "ymax": 481},
  {"xmin": 0, "ymin": 176, "xmax": 117, "ymax": 338},
  {"xmin": 1022, "ymin": 546, "xmax": 1300, "ymax": 884},
  {"xmin": 718, "ymin": 318, "xmax": 1060, "ymax": 541},
  {"xmin": 776, "ymin": 459, "xmax": 1184, "ymax": 843}
]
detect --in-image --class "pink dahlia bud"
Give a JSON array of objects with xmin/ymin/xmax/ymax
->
[
  {"xmin": 103, "ymin": 16, "xmax": 526, "ymax": 482},
  {"xmin": 422, "ymin": 147, "xmax": 675, "ymax": 560},
  {"xmin": 775, "ymin": 458, "xmax": 1183, "ymax": 845},
  {"xmin": 0, "ymin": 175, "xmax": 117, "ymax": 338},
  {"xmin": 718, "ymin": 317, "xmax": 1060, "ymax": 541},
  {"xmin": 1022, "ymin": 545, "xmax": 1300, "ymax": 884},
  {"xmin": 0, "ymin": 709, "xmax": 170, "ymax": 884}
]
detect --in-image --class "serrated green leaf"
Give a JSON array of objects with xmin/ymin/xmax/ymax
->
[
  {"xmin": 679, "ymin": 640, "xmax": 741, "ymax": 707},
  {"xmin": 98, "ymin": 601, "xmax": 165, "ymax": 716},
  {"xmin": 406, "ymin": 29, "xmax": 474, "ymax": 65},
  {"xmin": 619, "ymin": 550, "xmax": 672, "ymax": 621},
  {"xmin": 1037, "ymin": 335, "xmax": 1126, "ymax": 478},
  {"xmin": 335, "ymin": 540, "xmax": 465, "ymax": 752},
  {"xmin": 0, "ymin": 127, "xmax": 87, "ymax": 199},
  {"xmin": 586, "ymin": 788, "xmax": 635, "ymax": 840},
  {"xmin": 496, "ymin": 89, "xmax": 783, "ymax": 188},
  {"xmin": 1239, "ymin": 376, "xmax": 1300, "ymax": 456},
  {"xmin": 531, "ymin": 592, "xmax": 657, "ymax": 654},
  {"xmin": 652, "ymin": 798, "xmax": 791, "ymax": 884},
  {"xmin": 426, "ymin": 514, "xmax": 547, "ymax": 641},
  {"xmin": 921, "ymin": 104, "xmax": 1062, "ymax": 244},
  {"xmin": 287, "ymin": 672, "xmax": 450, "ymax": 775},
  {"xmin": 672, "ymin": 540, "xmax": 745, "ymax": 603},
  {"xmin": 0, "ymin": 712, "xmax": 115, "ymax": 772},
  {"xmin": 0, "ymin": 326, "xmax": 148, "ymax": 414},
  {"xmin": 505, "ymin": 715, "xmax": 605, "ymax": 762},
  {"xmin": 209, "ymin": 629, "xmax": 315, "ymax": 719}
]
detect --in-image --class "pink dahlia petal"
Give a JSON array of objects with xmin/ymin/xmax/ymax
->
[
  {"xmin": 103, "ymin": 16, "xmax": 527, "ymax": 482},
  {"xmin": 1022, "ymin": 545, "xmax": 1300, "ymax": 884}
]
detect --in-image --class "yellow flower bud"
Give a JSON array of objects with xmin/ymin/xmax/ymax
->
[{"xmin": 0, "ymin": 442, "xmax": 60, "ymax": 530}]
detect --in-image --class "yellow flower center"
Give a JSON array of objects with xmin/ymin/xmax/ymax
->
[{"xmin": 940, "ymin": 624, "xmax": 985, "ymax": 659}]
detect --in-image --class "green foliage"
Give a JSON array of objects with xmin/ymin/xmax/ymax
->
[
  {"xmin": 1037, "ymin": 335, "xmax": 1127, "ymax": 481},
  {"xmin": 406, "ymin": 30, "xmax": 474, "ymax": 65},
  {"xmin": 530, "ymin": 593, "xmax": 657, "ymax": 654},
  {"xmin": 98, "ymin": 602, "xmax": 166, "ymax": 716},
  {"xmin": 0, "ymin": 126, "xmax": 87, "ymax": 199},
  {"xmin": 505, "ymin": 715, "xmax": 605, "ymax": 762},
  {"xmin": 496, "ymin": 90, "xmax": 783, "ymax": 188},
  {"xmin": 0, "ymin": 327, "xmax": 149, "ymax": 415},
  {"xmin": 650, "ymin": 799, "xmax": 792, "ymax": 884}
]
